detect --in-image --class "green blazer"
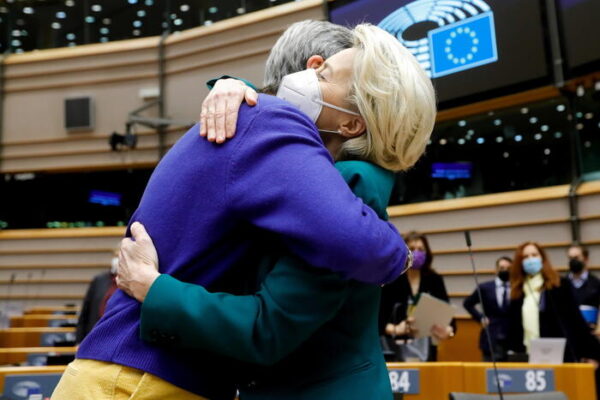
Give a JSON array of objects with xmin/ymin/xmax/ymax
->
[{"xmin": 140, "ymin": 161, "xmax": 396, "ymax": 400}]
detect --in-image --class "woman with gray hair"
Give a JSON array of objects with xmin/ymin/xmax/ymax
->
[{"xmin": 113, "ymin": 21, "xmax": 436, "ymax": 399}]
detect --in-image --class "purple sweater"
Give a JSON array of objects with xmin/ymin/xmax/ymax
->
[{"xmin": 77, "ymin": 94, "xmax": 407, "ymax": 398}]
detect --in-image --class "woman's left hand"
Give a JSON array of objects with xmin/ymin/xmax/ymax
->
[
  {"xmin": 431, "ymin": 324, "xmax": 454, "ymax": 341},
  {"xmin": 116, "ymin": 222, "xmax": 161, "ymax": 303}
]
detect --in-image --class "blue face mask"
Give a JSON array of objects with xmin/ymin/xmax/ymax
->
[{"xmin": 523, "ymin": 257, "xmax": 543, "ymax": 275}]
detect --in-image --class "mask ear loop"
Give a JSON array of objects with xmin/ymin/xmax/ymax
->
[{"xmin": 314, "ymin": 98, "xmax": 360, "ymax": 116}]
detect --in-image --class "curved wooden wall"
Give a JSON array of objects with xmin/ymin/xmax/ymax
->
[
  {"xmin": 1, "ymin": 0, "xmax": 324, "ymax": 173},
  {"xmin": 1, "ymin": 180, "xmax": 598, "ymax": 311}
]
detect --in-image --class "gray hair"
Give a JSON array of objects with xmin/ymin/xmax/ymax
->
[{"xmin": 263, "ymin": 20, "xmax": 353, "ymax": 92}]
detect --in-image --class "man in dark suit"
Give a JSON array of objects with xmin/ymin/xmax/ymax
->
[
  {"xmin": 75, "ymin": 251, "xmax": 118, "ymax": 343},
  {"xmin": 463, "ymin": 256, "xmax": 512, "ymax": 361},
  {"xmin": 566, "ymin": 244, "xmax": 600, "ymax": 328}
]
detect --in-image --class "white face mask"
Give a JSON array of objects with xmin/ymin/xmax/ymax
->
[
  {"xmin": 276, "ymin": 69, "xmax": 359, "ymax": 128},
  {"xmin": 111, "ymin": 257, "xmax": 119, "ymax": 274}
]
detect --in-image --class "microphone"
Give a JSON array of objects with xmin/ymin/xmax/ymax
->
[{"xmin": 465, "ymin": 231, "xmax": 504, "ymax": 400}]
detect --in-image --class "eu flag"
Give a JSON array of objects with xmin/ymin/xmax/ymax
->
[{"xmin": 429, "ymin": 11, "xmax": 498, "ymax": 78}]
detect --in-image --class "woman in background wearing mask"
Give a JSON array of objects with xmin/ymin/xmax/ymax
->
[
  {"xmin": 379, "ymin": 231, "xmax": 455, "ymax": 362},
  {"xmin": 506, "ymin": 241, "xmax": 600, "ymax": 364}
]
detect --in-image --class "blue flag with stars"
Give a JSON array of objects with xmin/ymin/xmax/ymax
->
[{"xmin": 429, "ymin": 11, "xmax": 498, "ymax": 78}]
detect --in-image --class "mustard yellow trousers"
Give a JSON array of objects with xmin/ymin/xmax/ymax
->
[{"xmin": 51, "ymin": 359, "xmax": 208, "ymax": 400}]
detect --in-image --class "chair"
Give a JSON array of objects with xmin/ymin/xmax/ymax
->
[{"xmin": 449, "ymin": 392, "xmax": 567, "ymax": 400}]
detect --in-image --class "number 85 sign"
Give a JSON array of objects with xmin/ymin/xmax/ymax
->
[{"xmin": 486, "ymin": 369, "xmax": 555, "ymax": 393}]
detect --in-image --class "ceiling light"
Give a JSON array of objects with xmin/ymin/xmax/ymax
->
[
  {"xmin": 515, "ymin": 135, "xmax": 523, "ymax": 142},
  {"xmin": 145, "ymin": 0, "xmax": 154, "ymax": 5},
  {"xmin": 476, "ymin": 137, "xmax": 485, "ymax": 144},
  {"xmin": 576, "ymin": 85, "xmax": 585, "ymax": 97},
  {"xmin": 174, "ymin": 19, "xmax": 183, "ymax": 26},
  {"xmin": 56, "ymin": 11, "xmax": 66, "ymax": 19},
  {"xmin": 180, "ymin": 4, "xmax": 190, "ymax": 12},
  {"xmin": 51, "ymin": 22, "xmax": 62, "ymax": 29},
  {"xmin": 204, "ymin": 20, "xmax": 213, "ymax": 26},
  {"xmin": 11, "ymin": 39, "xmax": 21, "ymax": 47},
  {"xmin": 584, "ymin": 141, "xmax": 592, "ymax": 148},
  {"xmin": 12, "ymin": 30, "xmax": 21, "ymax": 37},
  {"xmin": 503, "ymin": 152, "xmax": 510, "ymax": 158},
  {"xmin": 458, "ymin": 120, "xmax": 466, "ymax": 127},
  {"xmin": 521, "ymin": 107, "xmax": 529, "ymax": 114},
  {"xmin": 585, "ymin": 113, "xmax": 593, "ymax": 120},
  {"xmin": 467, "ymin": 129, "xmax": 474, "ymax": 135},
  {"xmin": 534, "ymin": 133, "xmax": 542, "ymax": 140},
  {"xmin": 100, "ymin": 27, "xmax": 109, "ymax": 35},
  {"xmin": 540, "ymin": 125, "xmax": 549, "ymax": 132},
  {"xmin": 128, "ymin": 0, "xmax": 138, "ymax": 4},
  {"xmin": 236, "ymin": 7, "xmax": 246, "ymax": 14},
  {"xmin": 65, "ymin": 0, "xmax": 75, "ymax": 6},
  {"xmin": 85, "ymin": 16, "xmax": 95, "ymax": 23},
  {"xmin": 91, "ymin": 4, "xmax": 102, "ymax": 12},
  {"xmin": 529, "ymin": 117, "xmax": 538, "ymax": 124},
  {"xmin": 554, "ymin": 132, "xmax": 563, "ymax": 139},
  {"xmin": 544, "ymin": 148, "xmax": 551, "ymax": 155},
  {"xmin": 133, "ymin": 20, "xmax": 142, "ymax": 28},
  {"xmin": 23, "ymin": 7, "xmax": 34, "ymax": 14},
  {"xmin": 68, "ymin": 42, "xmax": 76, "ymax": 47},
  {"xmin": 576, "ymin": 112, "xmax": 583, "ymax": 118},
  {"xmin": 66, "ymin": 33, "xmax": 76, "ymax": 40},
  {"xmin": 458, "ymin": 138, "xmax": 465, "ymax": 145},
  {"xmin": 493, "ymin": 119, "xmax": 501, "ymax": 126},
  {"xmin": 556, "ymin": 104, "xmax": 566, "ymax": 112},
  {"xmin": 208, "ymin": 7, "xmax": 218, "ymax": 13},
  {"xmin": 103, "ymin": 18, "xmax": 111, "ymax": 25},
  {"xmin": 496, "ymin": 136, "xmax": 503, "ymax": 143},
  {"xmin": 439, "ymin": 138, "xmax": 447, "ymax": 145},
  {"xmin": 137, "ymin": 10, "xmax": 146, "ymax": 17},
  {"xmin": 0, "ymin": 7, "xmax": 8, "ymax": 13},
  {"xmin": 100, "ymin": 37, "xmax": 108, "ymax": 43},
  {"xmin": 576, "ymin": 123, "xmax": 584, "ymax": 130},
  {"xmin": 15, "ymin": 48, "xmax": 24, "ymax": 54},
  {"xmin": 595, "ymin": 81, "xmax": 600, "ymax": 91},
  {"xmin": 133, "ymin": 29, "xmax": 141, "ymax": 36}
]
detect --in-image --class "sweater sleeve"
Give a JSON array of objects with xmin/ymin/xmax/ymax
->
[
  {"xmin": 463, "ymin": 287, "xmax": 484, "ymax": 323},
  {"xmin": 141, "ymin": 261, "xmax": 349, "ymax": 366},
  {"xmin": 226, "ymin": 103, "xmax": 408, "ymax": 285}
]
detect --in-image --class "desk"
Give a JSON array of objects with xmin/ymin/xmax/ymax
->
[
  {"xmin": 0, "ymin": 365, "xmax": 66, "ymax": 392},
  {"xmin": 10, "ymin": 315, "xmax": 77, "ymax": 328},
  {"xmin": 25, "ymin": 307, "xmax": 79, "ymax": 315},
  {"xmin": 0, "ymin": 328, "xmax": 76, "ymax": 348},
  {"xmin": 387, "ymin": 362, "xmax": 463, "ymax": 400},
  {"xmin": 462, "ymin": 362, "xmax": 596, "ymax": 400},
  {"xmin": 0, "ymin": 347, "xmax": 77, "ymax": 365},
  {"xmin": 385, "ymin": 362, "xmax": 596, "ymax": 400}
]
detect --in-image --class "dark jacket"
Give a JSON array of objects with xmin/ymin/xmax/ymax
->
[
  {"xmin": 507, "ymin": 277, "xmax": 600, "ymax": 362},
  {"xmin": 463, "ymin": 280, "xmax": 511, "ymax": 355},
  {"xmin": 379, "ymin": 270, "xmax": 454, "ymax": 361},
  {"xmin": 569, "ymin": 272, "xmax": 600, "ymax": 309},
  {"xmin": 75, "ymin": 271, "xmax": 114, "ymax": 343}
]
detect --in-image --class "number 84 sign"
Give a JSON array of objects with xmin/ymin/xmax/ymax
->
[{"xmin": 388, "ymin": 369, "xmax": 420, "ymax": 394}]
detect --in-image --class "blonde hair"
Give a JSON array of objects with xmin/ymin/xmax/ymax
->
[{"xmin": 341, "ymin": 24, "xmax": 437, "ymax": 172}]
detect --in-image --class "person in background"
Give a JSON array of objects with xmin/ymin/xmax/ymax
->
[
  {"xmin": 379, "ymin": 231, "xmax": 455, "ymax": 361},
  {"xmin": 506, "ymin": 241, "xmax": 600, "ymax": 364},
  {"xmin": 463, "ymin": 256, "xmax": 512, "ymax": 361},
  {"xmin": 566, "ymin": 244, "xmax": 600, "ymax": 329},
  {"xmin": 75, "ymin": 250, "xmax": 118, "ymax": 343}
]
